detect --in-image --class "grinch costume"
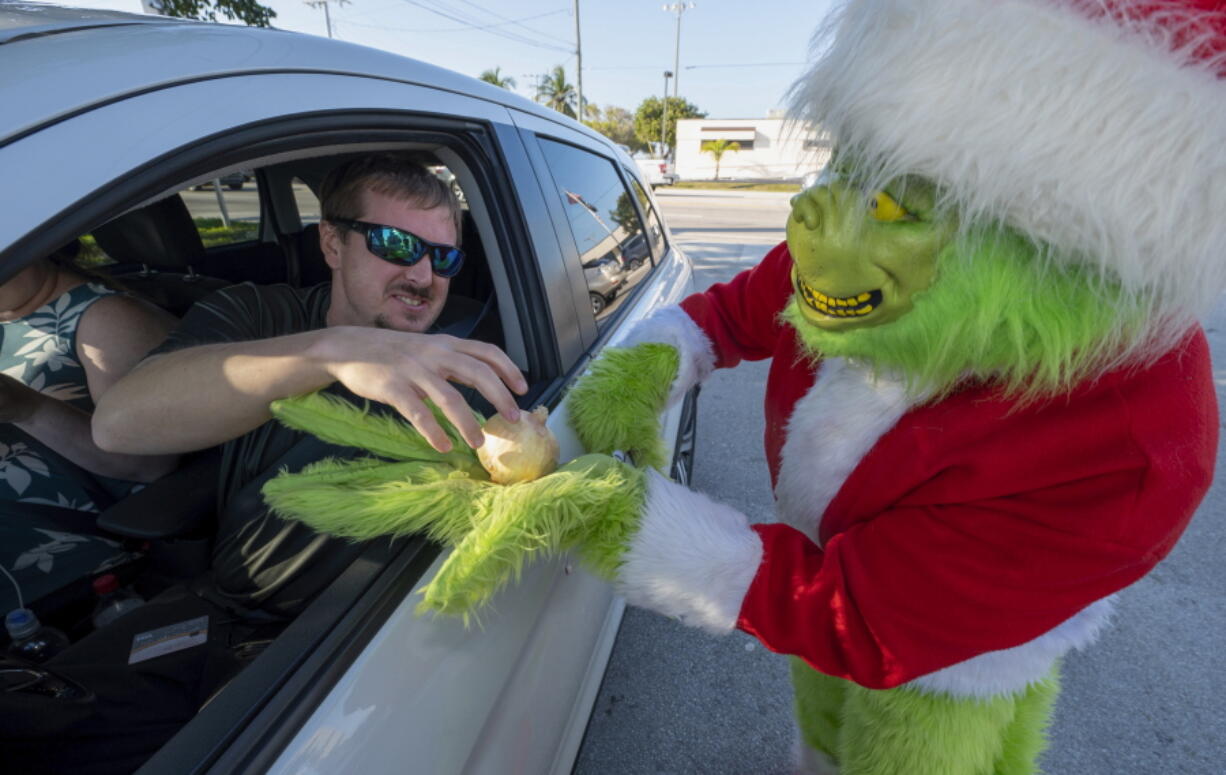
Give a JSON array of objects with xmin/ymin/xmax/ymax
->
[{"xmin": 265, "ymin": 0, "xmax": 1226, "ymax": 772}]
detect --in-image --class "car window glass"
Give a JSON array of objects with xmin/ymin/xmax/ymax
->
[
  {"xmin": 627, "ymin": 176, "xmax": 667, "ymax": 262},
  {"xmin": 180, "ymin": 171, "xmax": 260, "ymax": 247},
  {"xmin": 293, "ymin": 177, "xmax": 321, "ymax": 225},
  {"xmin": 537, "ymin": 138, "xmax": 652, "ymax": 326}
]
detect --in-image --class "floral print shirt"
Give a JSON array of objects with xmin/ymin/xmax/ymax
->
[{"xmin": 1, "ymin": 282, "xmax": 140, "ymax": 512}]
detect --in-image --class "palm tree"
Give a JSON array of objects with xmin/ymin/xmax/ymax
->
[
  {"xmin": 702, "ymin": 139, "xmax": 741, "ymax": 181},
  {"xmin": 478, "ymin": 67, "xmax": 516, "ymax": 90},
  {"xmin": 534, "ymin": 65, "xmax": 577, "ymax": 118}
]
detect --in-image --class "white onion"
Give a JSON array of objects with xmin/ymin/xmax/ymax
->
[{"xmin": 477, "ymin": 406, "xmax": 560, "ymax": 484}]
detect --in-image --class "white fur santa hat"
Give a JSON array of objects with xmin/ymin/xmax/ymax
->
[{"xmin": 791, "ymin": 0, "xmax": 1226, "ymax": 348}]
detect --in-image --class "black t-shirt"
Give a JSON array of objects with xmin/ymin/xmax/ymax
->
[
  {"xmin": 151, "ymin": 282, "xmax": 370, "ymax": 615},
  {"xmin": 150, "ymin": 282, "xmax": 335, "ymax": 508}
]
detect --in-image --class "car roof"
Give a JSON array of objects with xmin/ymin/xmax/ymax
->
[{"xmin": 0, "ymin": 2, "xmax": 607, "ymax": 149}]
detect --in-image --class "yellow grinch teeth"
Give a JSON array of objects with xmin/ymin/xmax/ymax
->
[{"xmin": 796, "ymin": 274, "xmax": 881, "ymax": 318}]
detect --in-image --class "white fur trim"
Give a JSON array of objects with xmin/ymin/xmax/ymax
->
[
  {"xmin": 792, "ymin": 0, "xmax": 1226, "ymax": 351},
  {"xmin": 618, "ymin": 305, "xmax": 716, "ymax": 409},
  {"xmin": 908, "ymin": 595, "xmax": 1117, "ymax": 699},
  {"xmin": 774, "ymin": 359, "xmax": 916, "ymax": 543},
  {"xmin": 616, "ymin": 470, "xmax": 762, "ymax": 633}
]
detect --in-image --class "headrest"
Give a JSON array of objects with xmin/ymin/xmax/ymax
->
[{"xmin": 92, "ymin": 195, "xmax": 205, "ymax": 271}]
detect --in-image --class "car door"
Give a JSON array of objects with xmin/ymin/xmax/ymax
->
[{"xmin": 0, "ymin": 64, "xmax": 599, "ymax": 770}]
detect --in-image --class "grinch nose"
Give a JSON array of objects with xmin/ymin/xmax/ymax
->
[{"xmin": 791, "ymin": 191, "xmax": 821, "ymax": 231}]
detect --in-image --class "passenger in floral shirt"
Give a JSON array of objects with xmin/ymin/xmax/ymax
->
[{"xmin": 1, "ymin": 247, "xmax": 178, "ymax": 611}]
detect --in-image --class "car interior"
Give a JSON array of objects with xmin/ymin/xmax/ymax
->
[{"xmin": 0, "ymin": 144, "xmax": 540, "ymax": 773}]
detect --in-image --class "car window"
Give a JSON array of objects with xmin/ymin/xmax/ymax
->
[
  {"xmin": 537, "ymin": 137, "xmax": 653, "ymax": 326},
  {"xmin": 292, "ymin": 176, "xmax": 321, "ymax": 225},
  {"xmin": 626, "ymin": 175, "xmax": 667, "ymax": 263},
  {"xmin": 180, "ymin": 171, "xmax": 260, "ymax": 247}
]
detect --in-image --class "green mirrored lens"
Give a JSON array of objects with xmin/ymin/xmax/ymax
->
[
  {"xmin": 371, "ymin": 226, "xmax": 423, "ymax": 263},
  {"xmin": 433, "ymin": 248, "xmax": 464, "ymax": 277}
]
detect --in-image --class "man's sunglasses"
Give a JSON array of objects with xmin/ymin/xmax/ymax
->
[{"xmin": 330, "ymin": 218, "xmax": 465, "ymax": 278}]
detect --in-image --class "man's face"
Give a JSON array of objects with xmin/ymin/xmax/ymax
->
[{"xmin": 322, "ymin": 189, "xmax": 456, "ymax": 332}]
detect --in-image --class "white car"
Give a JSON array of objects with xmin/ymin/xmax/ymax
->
[{"xmin": 0, "ymin": 4, "xmax": 696, "ymax": 773}]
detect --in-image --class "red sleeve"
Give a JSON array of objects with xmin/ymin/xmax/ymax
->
[
  {"xmin": 740, "ymin": 497, "xmax": 1161, "ymax": 690},
  {"xmin": 679, "ymin": 241, "xmax": 794, "ymax": 369}
]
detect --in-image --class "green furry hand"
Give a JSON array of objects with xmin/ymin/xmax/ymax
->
[
  {"xmin": 261, "ymin": 392, "xmax": 646, "ymax": 623},
  {"xmin": 420, "ymin": 453, "xmax": 646, "ymax": 618},
  {"xmin": 566, "ymin": 343, "xmax": 680, "ymax": 471}
]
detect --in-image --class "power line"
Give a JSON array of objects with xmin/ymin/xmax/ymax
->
[
  {"xmin": 416, "ymin": 0, "xmax": 572, "ymax": 50},
  {"xmin": 398, "ymin": 0, "xmax": 574, "ymax": 53},
  {"xmin": 453, "ymin": 0, "xmax": 574, "ymax": 47},
  {"xmin": 338, "ymin": 9, "xmax": 568, "ymax": 35}
]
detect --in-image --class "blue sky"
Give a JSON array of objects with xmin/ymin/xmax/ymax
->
[{"xmin": 64, "ymin": 0, "xmax": 837, "ymax": 119}]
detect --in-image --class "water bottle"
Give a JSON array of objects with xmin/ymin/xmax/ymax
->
[
  {"xmin": 5, "ymin": 608, "xmax": 70, "ymax": 663},
  {"xmin": 91, "ymin": 574, "xmax": 144, "ymax": 629}
]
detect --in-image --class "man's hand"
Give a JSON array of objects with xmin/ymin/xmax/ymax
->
[
  {"xmin": 320, "ymin": 327, "xmax": 528, "ymax": 453},
  {"xmin": 0, "ymin": 373, "xmax": 41, "ymax": 424}
]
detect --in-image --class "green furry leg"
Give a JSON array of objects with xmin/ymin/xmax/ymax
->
[
  {"xmin": 789, "ymin": 660, "xmax": 1060, "ymax": 775},
  {"xmin": 791, "ymin": 657, "xmax": 848, "ymax": 767},
  {"xmin": 994, "ymin": 668, "xmax": 1060, "ymax": 775}
]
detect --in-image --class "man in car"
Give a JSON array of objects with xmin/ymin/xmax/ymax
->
[{"xmin": 93, "ymin": 153, "xmax": 526, "ymax": 614}]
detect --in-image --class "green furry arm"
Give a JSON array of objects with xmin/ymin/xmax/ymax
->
[{"xmin": 566, "ymin": 343, "xmax": 680, "ymax": 471}]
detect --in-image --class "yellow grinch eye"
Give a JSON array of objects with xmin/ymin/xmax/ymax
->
[{"xmin": 869, "ymin": 191, "xmax": 911, "ymax": 222}]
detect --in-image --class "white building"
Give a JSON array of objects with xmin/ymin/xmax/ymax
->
[{"xmin": 674, "ymin": 116, "xmax": 831, "ymax": 181}]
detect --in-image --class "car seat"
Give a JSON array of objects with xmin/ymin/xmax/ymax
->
[{"xmin": 90, "ymin": 195, "xmax": 230, "ymax": 316}]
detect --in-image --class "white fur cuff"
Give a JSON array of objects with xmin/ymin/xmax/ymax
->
[
  {"xmin": 616, "ymin": 470, "xmax": 763, "ymax": 633},
  {"xmin": 618, "ymin": 305, "xmax": 716, "ymax": 409},
  {"xmin": 908, "ymin": 595, "xmax": 1117, "ymax": 699}
]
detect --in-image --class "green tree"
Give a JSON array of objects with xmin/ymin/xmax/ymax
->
[
  {"xmin": 479, "ymin": 67, "xmax": 517, "ymax": 90},
  {"xmin": 634, "ymin": 96, "xmax": 706, "ymax": 158},
  {"xmin": 702, "ymin": 139, "xmax": 741, "ymax": 181},
  {"xmin": 534, "ymin": 65, "xmax": 577, "ymax": 118},
  {"xmin": 585, "ymin": 105, "xmax": 647, "ymax": 153},
  {"xmin": 611, "ymin": 191, "xmax": 642, "ymax": 236},
  {"xmin": 151, "ymin": 0, "xmax": 275, "ymax": 26}
]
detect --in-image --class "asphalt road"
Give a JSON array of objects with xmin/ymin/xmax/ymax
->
[{"xmin": 572, "ymin": 189, "xmax": 1226, "ymax": 775}]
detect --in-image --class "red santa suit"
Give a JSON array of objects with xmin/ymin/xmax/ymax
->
[{"xmin": 613, "ymin": 241, "xmax": 1216, "ymax": 698}]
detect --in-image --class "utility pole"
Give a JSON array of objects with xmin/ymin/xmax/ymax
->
[
  {"xmin": 661, "ymin": 70, "xmax": 673, "ymax": 158},
  {"xmin": 574, "ymin": 0, "xmax": 584, "ymax": 121},
  {"xmin": 662, "ymin": 2, "xmax": 695, "ymax": 100},
  {"xmin": 305, "ymin": 0, "xmax": 348, "ymax": 39}
]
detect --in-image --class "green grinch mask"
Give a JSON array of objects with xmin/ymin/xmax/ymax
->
[
  {"xmin": 783, "ymin": 167, "xmax": 1144, "ymax": 403},
  {"xmin": 786, "ymin": 174, "xmax": 955, "ymax": 330}
]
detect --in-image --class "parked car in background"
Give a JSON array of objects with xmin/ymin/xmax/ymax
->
[
  {"xmin": 583, "ymin": 250, "xmax": 628, "ymax": 315},
  {"xmin": 634, "ymin": 155, "xmax": 679, "ymax": 189},
  {"xmin": 0, "ymin": 4, "xmax": 696, "ymax": 773},
  {"xmin": 192, "ymin": 169, "xmax": 250, "ymax": 191}
]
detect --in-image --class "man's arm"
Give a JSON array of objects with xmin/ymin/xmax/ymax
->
[{"xmin": 93, "ymin": 325, "xmax": 527, "ymax": 455}]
